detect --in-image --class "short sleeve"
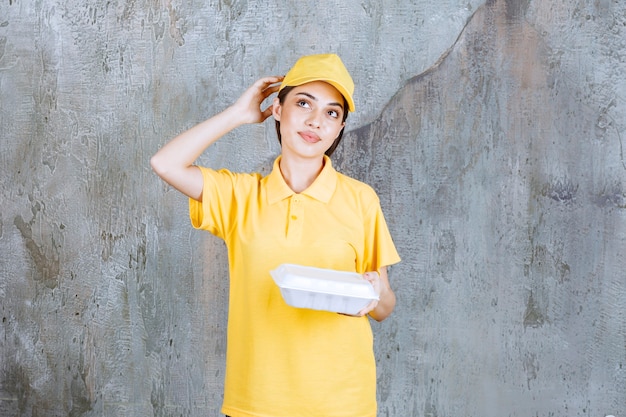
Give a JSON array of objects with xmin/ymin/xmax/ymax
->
[
  {"xmin": 189, "ymin": 166, "xmax": 237, "ymax": 239},
  {"xmin": 363, "ymin": 196, "xmax": 401, "ymax": 273}
]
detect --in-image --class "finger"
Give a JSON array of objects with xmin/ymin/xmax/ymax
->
[
  {"xmin": 261, "ymin": 83, "xmax": 282, "ymax": 99},
  {"xmin": 257, "ymin": 75, "xmax": 284, "ymax": 88},
  {"xmin": 244, "ymin": 77, "xmax": 280, "ymax": 99},
  {"xmin": 357, "ymin": 300, "xmax": 378, "ymax": 317},
  {"xmin": 260, "ymin": 104, "xmax": 274, "ymax": 121},
  {"xmin": 363, "ymin": 271, "xmax": 380, "ymax": 286}
]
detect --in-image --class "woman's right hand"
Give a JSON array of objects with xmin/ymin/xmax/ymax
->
[{"xmin": 231, "ymin": 76, "xmax": 284, "ymax": 125}]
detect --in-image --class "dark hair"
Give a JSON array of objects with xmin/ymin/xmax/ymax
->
[{"xmin": 274, "ymin": 86, "xmax": 349, "ymax": 157}]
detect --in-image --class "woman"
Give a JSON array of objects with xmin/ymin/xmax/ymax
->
[{"xmin": 151, "ymin": 53, "xmax": 401, "ymax": 417}]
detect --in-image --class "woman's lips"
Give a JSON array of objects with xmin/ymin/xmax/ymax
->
[{"xmin": 299, "ymin": 131, "xmax": 321, "ymax": 143}]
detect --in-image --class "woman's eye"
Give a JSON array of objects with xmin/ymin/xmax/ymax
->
[
  {"xmin": 297, "ymin": 100, "xmax": 309, "ymax": 108},
  {"xmin": 328, "ymin": 110, "xmax": 339, "ymax": 118}
]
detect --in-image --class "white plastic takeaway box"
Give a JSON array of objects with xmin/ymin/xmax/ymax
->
[{"xmin": 270, "ymin": 264, "xmax": 379, "ymax": 315}]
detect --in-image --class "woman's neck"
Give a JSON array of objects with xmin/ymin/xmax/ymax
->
[{"xmin": 279, "ymin": 154, "xmax": 325, "ymax": 193}]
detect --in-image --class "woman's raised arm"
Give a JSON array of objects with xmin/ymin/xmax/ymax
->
[{"xmin": 150, "ymin": 76, "xmax": 283, "ymax": 201}]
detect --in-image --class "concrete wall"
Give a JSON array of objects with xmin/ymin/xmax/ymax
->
[{"xmin": 1, "ymin": 0, "xmax": 624, "ymax": 416}]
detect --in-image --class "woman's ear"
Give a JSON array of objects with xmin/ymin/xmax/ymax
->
[{"xmin": 272, "ymin": 97, "xmax": 282, "ymax": 121}]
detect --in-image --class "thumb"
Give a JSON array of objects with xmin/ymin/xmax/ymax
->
[{"xmin": 260, "ymin": 104, "xmax": 274, "ymax": 121}]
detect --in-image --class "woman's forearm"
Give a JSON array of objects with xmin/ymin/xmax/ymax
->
[{"xmin": 150, "ymin": 106, "xmax": 245, "ymax": 200}]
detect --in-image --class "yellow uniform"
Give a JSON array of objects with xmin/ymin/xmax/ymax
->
[{"xmin": 190, "ymin": 156, "xmax": 401, "ymax": 417}]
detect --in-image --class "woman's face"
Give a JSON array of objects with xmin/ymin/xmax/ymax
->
[{"xmin": 273, "ymin": 81, "xmax": 346, "ymax": 159}]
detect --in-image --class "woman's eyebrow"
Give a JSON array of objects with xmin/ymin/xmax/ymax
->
[{"xmin": 295, "ymin": 92, "xmax": 344, "ymax": 109}]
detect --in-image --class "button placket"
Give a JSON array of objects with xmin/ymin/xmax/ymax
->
[{"xmin": 287, "ymin": 196, "xmax": 304, "ymax": 239}]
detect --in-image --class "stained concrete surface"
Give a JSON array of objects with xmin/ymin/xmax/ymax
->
[{"xmin": 1, "ymin": 0, "xmax": 625, "ymax": 416}]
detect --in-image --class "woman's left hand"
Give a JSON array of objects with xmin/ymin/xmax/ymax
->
[
  {"xmin": 356, "ymin": 271, "xmax": 382, "ymax": 317},
  {"xmin": 339, "ymin": 267, "xmax": 395, "ymax": 321}
]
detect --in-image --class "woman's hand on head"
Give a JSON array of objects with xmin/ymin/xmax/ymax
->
[{"xmin": 232, "ymin": 76, "xmax": 284, "ymax": 125}]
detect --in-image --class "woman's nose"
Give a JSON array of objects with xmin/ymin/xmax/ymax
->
[{"xmin": 306, "ymin": 112, "xmax": 320, "ymax": 128}]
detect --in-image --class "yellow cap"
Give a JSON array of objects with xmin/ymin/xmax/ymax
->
[{"xmin": 279, "ymin": 53, "xmax": 355, "ymax": 112}]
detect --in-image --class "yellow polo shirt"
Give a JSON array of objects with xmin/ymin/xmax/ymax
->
[{"xmin": 190, "ymin": 156, "xmax": 400, "ymax": 417}]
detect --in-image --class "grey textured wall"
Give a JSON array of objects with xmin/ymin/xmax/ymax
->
[{"xmin": 1, "ymin": 0, "xmax": 624, "ymax": 416}]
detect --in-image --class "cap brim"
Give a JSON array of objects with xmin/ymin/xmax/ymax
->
[{"xmin": 281, "ymin": 77, "xmax": 355, "ymax": 112}]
